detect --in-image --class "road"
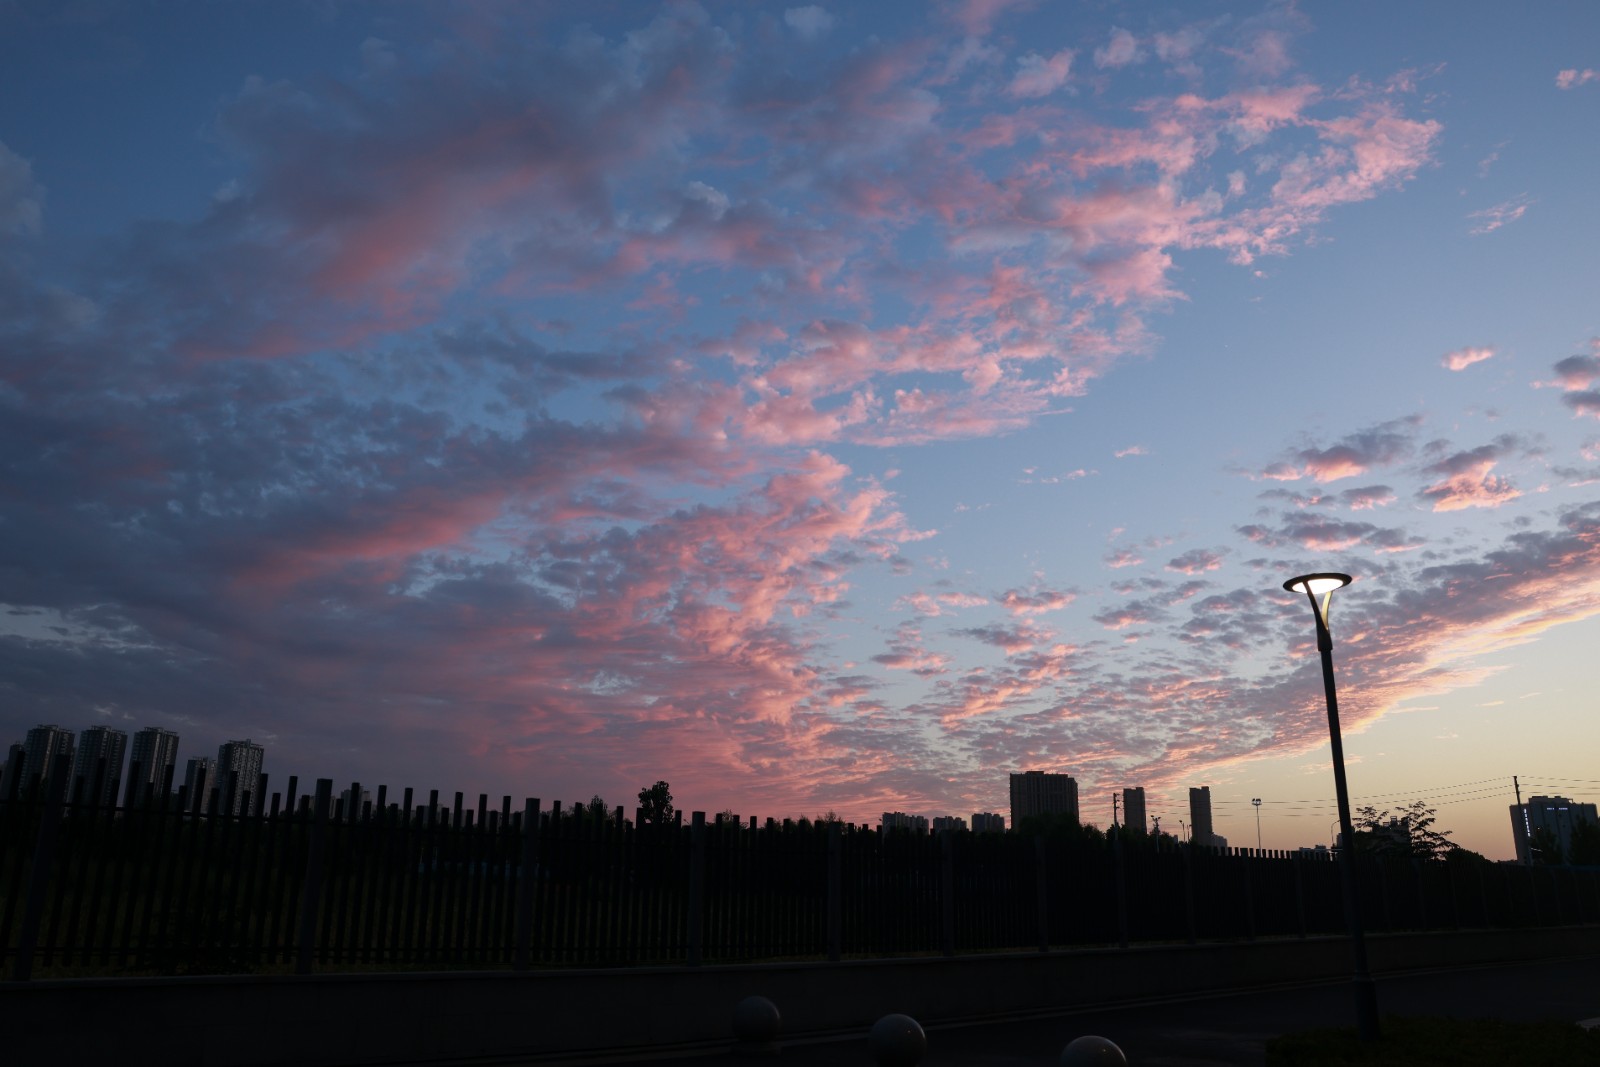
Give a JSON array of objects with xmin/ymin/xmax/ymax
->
[{"xmin": 614, "ymin": 953, "xmax": 1600, "ymax": 1066}]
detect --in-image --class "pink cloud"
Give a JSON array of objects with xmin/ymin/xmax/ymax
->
[
  {"xmin": 1009, "ymin": 49, "xmax": 1076, "ymax": 98},
  {"xmin": 943, "ymin": 0, "xmax": 1036, "ymax": 36},
  {"xmin": 1274, "ymin": 106, "xmax": 1441, "ymax": 212},
  {"xmin": 1094, "ymin": 28, "xmax": 1142, "ymax": 70},
  {"xmin": 1468, "ymin": 196, "xmax": 1532, "ymax": 235},
  {"xmin": 1261, "ymin": 416, "xmax": 1419, "ymax": 482},
  {"xmin": 999, "ymin": 587, "xmax": 1074, "ymax": 616},
  {"xmin": 1551, "ymin": 347, "xmax": 1600, "ymax": 390},
  {"xmin": 956, "ymin": 620, "xmax": 1053, "ymax": 652},
  {"xmin": 1092, "ymin": 602, "xmax": 1158, "ymax": 630},
  {"xmin": 1114, "ymin": 445, "xmax": 1147, "ymax": 458},
  {"xmin": 1557, "ymin": 69, "xmax": 1600, "ymax": 89},
  {"xmin": 1104, "ymin": 548, "xmax": 1144, "ymax": 569},
  {"xmin": 873, "ymin": 624, "xmax": 952, "ymax": 675},
  {"xmin": 1340, "ymin": 485, "xmax": 1395, "ymax": 511},
  {"xmin": 1564, "ymin": 393, "xmax": 1600, "ymax": 419},
  {"xmin": 1418, "ymin": 442, "xmax": 1523, "ymax": 512},
  {"xmin": 1548, "ymin": 347, "xmax": 1600, "ymax": 418},
  {"xmin": 1442, "ymin": 346, "xmax": 1495, "ymax": 371},
  {"xmin": 897, "ymin": 590, "xmax": 989, "ymax": 616},
  {"xmin": 1166, "ymin": 548, "xmax": 1224, "ymax": 574}
]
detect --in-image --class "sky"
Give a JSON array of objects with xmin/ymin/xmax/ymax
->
[{"xmin": 2, "ymin": 1, "xmax": 1598, "ymax": 860}]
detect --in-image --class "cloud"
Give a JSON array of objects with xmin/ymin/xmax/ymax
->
[
  {"xmin": 1556, "ymin": 69, "xmax": 1599, "ymax": 89},
  {"xmin": 0, "ymin": 141, "xmax": 44, "ymax": 238},
  {"xmin": 1417, "ymin": 438, "xmax": 1524, "ymax": 512},
  {"xmin": 1114, "ymin": 445, "xmax": 1147, "ymax": 458},
  {"xmin": 954, "ymin": 620, "xmax": 1052, "ymax": 653},
  {"xmin": 1238, "ymin": 512, "xmax": 1417, "ymax": 552},
  {"xmin": 1261, "ymin": 416, "xmax": 1421, "ymax": 482},
  {"xmin": 1104, "ymin": 548, "xmax": 1144, "ymax": 569},
  {"xmin": 999, "ymin": 587, "xmax": 1074, "ymax": 616},
  {"xmin": 872, "ymin": 625, "xmax": 952, "ymax": 675},
  {"xmin": 1094, "ymin": 28, "xmax": 1142, "ymax": 69},
  {"xmin": 784, "ymin": 6, "xmax": 835, "ymax": 41},
  {"xmin": 1468, "ymin": 195, "xmax": 1532, "ymax": 235},
  {"xmin": 1009, "ymin": 49, "xmax": 1076, "ymax": 97},
  {"xmin": 1441, "ymin": 346, "xmax": 1495, "ymax": 371},
  {"xmin": 944, "ymin": 0, "xmax": 1037, "ymax": 37},
  {"xmin": 1565, "ymin": 392, "xmax": 1600, "ymax": 419},
  {"xmin": 897, "ymin": 590, "xmax": 988, "ymax": 616},
  {"xmin": 1339, "ymin": 485, "xmax": 1395, "ymax": 511},
  {"xmin": 1551, "ymin": 350, "xmax": 1600, "ymax": 390},
  {"xmin": 1166, "ymin": 549, "xmax": 1225, "ymax": 575},
  {"xmin": 1546, "ymin": 345, "xmax": 1600, "ymax": 418}
]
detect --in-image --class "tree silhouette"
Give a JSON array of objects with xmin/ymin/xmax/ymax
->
[
  {"xmin": 1529, "ymin": 825, "xmax": 1565, "ymax": 865},
  {"xmin": 637, "ymin": 780, "xmax": 674, "ymax": 826},
  {"xmin": 1353, "ymin": 799, "xmax": 1457, "ymax": 860},
  {"xmin": 1568, "ymin": 819, "xmax": 1600, "ymax": 866},
  {"xmin": 568, "ymin": 794, "xmax": 610, "ymax": 822}
]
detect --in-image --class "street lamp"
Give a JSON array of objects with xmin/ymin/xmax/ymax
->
[
  {"xmin": 1282, "ymin": 571, "xmax": 1380, "ymax": 1042},
  {"xmin": 1252, "ymin": 797, "xmax": 1262, "ymax": 851}
]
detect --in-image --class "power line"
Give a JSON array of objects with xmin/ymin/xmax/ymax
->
[{"xmin": 1209, "ymin": 776, "xmax": 1513, "ymax": 811}]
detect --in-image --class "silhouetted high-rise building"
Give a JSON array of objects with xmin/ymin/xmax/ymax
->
[
  {"xmin": 340, "ymin": 786, "xmax": 373, "ymax": 821},
  {"xmin": 1189, "ymin": 786, "xmax": 1215, "ymax": 847},
  {"xmin": 971, "ymin": 812, "xmax": 1005, "ymax": 833},
  {"xmin": 72, "ymin": 725, "xmax": 128, "ymax": 807},
  {"xmin": 128, "ymin": 727, "xmax": 180, "ymax": 805},
  {"xmin": 1122, "ymin": 787, "xmax": 1146, "ymax": 833},
  {"xmin": 931, "ymin": 815, "xmax": 967, "ymax": 832},
  {"xmin": 1511, "ymin": 795, "xmax": 1599, "ymax": 863},
  {"xmin": 0, "ymin": 743, "xmax": 24, "ymax": 801},
  {"xmin": 183, "ymin": 756, "xmax": 217, "ymax": 809},
  {"xmin": 22, "ymin": 724, "xmax": 76, "ymax": 800},
  {"xmin": 881, "ymin": 811, "xmax": 929, "ymax": 833},
  {"xmin": 1010, "ymin": 770, "xmax": 1079, "ymax": 826},
  {"xmin": 216, "ymin": 739, "xmax": 266, "ymax": 817}
]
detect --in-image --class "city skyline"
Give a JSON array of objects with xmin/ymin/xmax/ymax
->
[
  {"xmin": 2, "ymin": 3, "xmax": 1599, "ymax": 861},
  {"xmin": 3, "ymin": 717, "xmax": 1586, "ymax": 859}
]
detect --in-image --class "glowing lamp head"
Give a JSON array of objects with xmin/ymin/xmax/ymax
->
[
  {"xmin": 1284, "ymin": 572, "xmax": 1353, "ymax": 636},
  {"xmin": 1283, "ymin": 573, "xmax": 1352, "ymax": 596}
]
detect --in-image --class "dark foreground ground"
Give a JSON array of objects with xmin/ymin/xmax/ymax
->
[{"xmin": 529, "ymin": 953, "xmax": 1600, "ymax": 1067}]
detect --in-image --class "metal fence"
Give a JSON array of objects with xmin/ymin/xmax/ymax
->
[{"xmin": 5, "ymin": 758, "xmax": 1599, "ymax": 980}]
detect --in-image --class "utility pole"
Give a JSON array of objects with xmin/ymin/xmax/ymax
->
[
  {"xmin": 1514, "ymin": 775, "xmax": 1531, "ymax": 865},
  {"xmin": 1152, "ymin": 816, "xmax": 1161, "ymax": 836},
  {"xmin": 1112, "ymin": 792, "xmax": 1120, "ymax": 828}
]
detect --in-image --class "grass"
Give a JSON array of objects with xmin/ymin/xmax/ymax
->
[{"xmin": 1267, "ymin": 1016, "xmax": 1600, "ymax": 1065}]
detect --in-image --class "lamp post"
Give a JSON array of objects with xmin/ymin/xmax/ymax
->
[
  {"xmin": 1252, "ymin": 797, "xmax": 1262, "ymax": 851},
  {"xmin": 1283, "ymin": 572, "xmax": 1380, "ymax": 1042}
]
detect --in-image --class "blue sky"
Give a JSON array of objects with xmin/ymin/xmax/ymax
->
[{"xmin": 2, "ymin": 1, "xmax": 1598, "ymax": 857}]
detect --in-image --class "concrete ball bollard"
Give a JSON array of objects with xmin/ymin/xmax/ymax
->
[
  {"xmin": 732, "ymin": 996, "xmax": 781, "ymax": 1055},
  {"xmin": 1060, "ymin": 1034, "xmax": 1127, "ymax": 1065},
  {"xmin": 868, "ymin": 1013, "xmax": 927, "ymax": 1067}
]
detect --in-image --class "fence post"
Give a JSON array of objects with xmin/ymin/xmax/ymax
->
[
  {"xmin": 940, "ymin": 830, "xmax": 955, "ymax": 957},
  {"xmin": 1182, "ymin": 843, "xmax": 1197, "ymax": 945},
  {"xmin": 1035, "ymin": 835, "xmax": 1049, "ymax": 953},
  {"xmin": 687, "ymin": 811, "xmax": 706, "ymax": 967},
  {"xmin": 12, "ymin": 752, "xmax": 71, "ymax": 981},
  {"xmin": 1113, "ymin": 828, "xmax": 1129, "ymax": 949},
  {"xmin": 827, "ymin": 822, "xmax": 842, "ymax": 962},
  {"xmin": 295, "ymin": 779, "xmax": 333, "ymax": 975},
  {"xmin": 515, "ymin": 798, "xmax": 540, "ymax": 970},
  {"xmin": 1241, "ymin": 851, "xmax": 1255, "ymax": 942},
  {"xmin": 1293, "ymin": 853, "xmax": 1308, "ymax": 938}
]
